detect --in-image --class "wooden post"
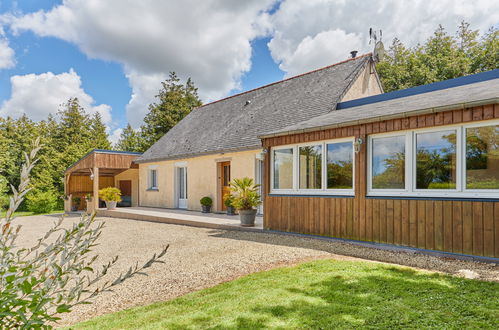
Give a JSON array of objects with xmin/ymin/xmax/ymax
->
[{"xmin": 93, "ymin": 167, "xmax": 99, "ymax": 210}]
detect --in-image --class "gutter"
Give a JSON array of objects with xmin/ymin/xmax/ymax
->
[
  {"xmin": 258, "ymin": 97, "xmax": 499, "ymax": 139},
  {"xmin": 134, "ymin": 145, "xmax": 262, "ymax": 164}
]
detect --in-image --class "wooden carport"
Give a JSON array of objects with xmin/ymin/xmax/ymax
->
[{"xmin": 64, "ymin": 150, "xmax": 141, "ymax": 212}]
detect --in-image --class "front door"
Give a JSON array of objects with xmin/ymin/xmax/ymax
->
[
  {"xmin": 219, "ymin": 161, "xmax": 231, "ymax": 211},
  {"xmin": 177, "ymin": 167, "xmax": 188, "ymax": 209}
]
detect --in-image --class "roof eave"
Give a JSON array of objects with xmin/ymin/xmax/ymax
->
[{"xmin": 258, "ymin": 97, "xmax": 499, "ymax": 140}]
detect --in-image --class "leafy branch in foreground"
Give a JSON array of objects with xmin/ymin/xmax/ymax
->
[{"xmin": 0, "ymin": 138, "xmax": 169, "ymax": 329}]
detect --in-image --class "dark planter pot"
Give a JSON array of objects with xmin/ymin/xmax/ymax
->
[
  {"xmin": 226, "ymin": 206, "xmax": 236, "ymax": 215},
  {"xmin": 105, "ymin": 201, "xmax": 117, "ymax": 210},
  {"xmin": 71, "ymin": 206, "xmax": 78, "ymax": 212},
  {"xmin": 239, "ymin": 209, "xmax": 257, "ymax": 227},
  {"xmin": 201, "ymin": 205, "xmax": 212, "ymax": 213}
]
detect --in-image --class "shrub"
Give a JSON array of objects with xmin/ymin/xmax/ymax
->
[
  {"xmin": 0, "ymin": 176, "xmax": 9, "ymax": 211},
  {"xmin": 26, "ymin": 189, "xmax": 58, "ymax": 214},
  {"xmin": 200, "ymin": 196, "xmax": 213, "ymax": 206},
  {"xmin": 99, "ymin": 187, "xmax": 122, "ymax": 202},
  {"xmin": 0, "ymin": 138, "xmax": 168, "ymax": 328},
  {"xmin": 223, "ymin": 194, "xmax": 234, "ymax": 208},
  {"xmin": 230, "ymin": 177, "xmax": 261, "ymax": 210}
]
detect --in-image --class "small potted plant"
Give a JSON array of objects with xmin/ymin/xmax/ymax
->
[
  {"xmin": 84, "ymin": 193, "xmax": 92, "ymax": 203},
  {"xmin": 71, "ymin": 196, "xmax": 81, "ymax": 212},
  {"xmin": 230, "ymin": 177, "xmax": 261, "ymax": 227},
  {"xmin": 98, "ymin": 187, "xmax": 122, "ymax": 210},
  {"xmin": 200, "ymin": 196, "xmax": 212, "ymax": 213},
  {"xmin": 223, "ymin": 194, "xmax": 236, "ymax": 215}
]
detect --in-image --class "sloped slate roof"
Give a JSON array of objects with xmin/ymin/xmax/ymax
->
[
  {"xmin": 260, "ymin": 71, "xmax": 499, "ymax": 138},
  {"xmin": 136, "ymin": 55, "xmax": 372, "ymax": 163}
]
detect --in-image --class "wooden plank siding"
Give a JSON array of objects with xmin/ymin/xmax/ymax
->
[{"xmin": 263, "ymin": 104, "xmax": 499, "ymax": 258}]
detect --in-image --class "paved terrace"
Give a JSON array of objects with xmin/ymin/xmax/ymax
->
[{"xmin": 97, "ymin": 207, "xmax": 264, "ymax": 231}]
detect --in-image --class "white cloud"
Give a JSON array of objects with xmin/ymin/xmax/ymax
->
[
  {"xmin": 6, "ymin": 0, "xmax": 275, "ymax": 126},
  {"xmin": 268, "ymin": 0, "xmax": 499, "ymax": 76},
  {"xmin": 0, "ymin": 26, "xmax": 15, "ymax": 69},
  {"xmin": 109, "ymin": 128, "xmax": 123, "ymax": 146},
  {"xmin": 0, "ymin": 69, "xmax": 112, "ymax": 123}
]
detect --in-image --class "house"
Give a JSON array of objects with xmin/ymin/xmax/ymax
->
[
  {"xmin": 259, "ymin": 69, "xmax": 499, "ymax": 259},
  {"xmin": 134, "ymin": 54, "xmax": 383, "ymax": 212}
]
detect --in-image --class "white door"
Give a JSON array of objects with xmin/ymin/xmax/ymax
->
[
  {"xmin": 256, "ymin": 159, "xmax": 264, "ymax": 215},
  {"xmin": 177, "ymin": 167, "xmax": 188, "ymax": 209}
]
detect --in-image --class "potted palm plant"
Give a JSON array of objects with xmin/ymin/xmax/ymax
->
[
  {"xmin": 223, "ymin": 194, "xmax": 236, "ymax": 215},
  {"xmin": 98, "ymin": 187, "xmax": 122, "ymax": 210},
  {"xmin": 230, "ymin": 177, "xmax": 261, "ymax": 227},
  {"xmin": 200, "ymin": 196, "xmax": 212, "ymax": 213}
]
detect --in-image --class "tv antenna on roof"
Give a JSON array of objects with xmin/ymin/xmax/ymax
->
[{"xmin": 369, "ymin": 28, "xmax": 385, "ymax": 62}]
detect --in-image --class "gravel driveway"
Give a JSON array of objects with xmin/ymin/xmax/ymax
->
[{"xmin": 13, "ymin": 214, "xmax": 499, "ymax": 327}]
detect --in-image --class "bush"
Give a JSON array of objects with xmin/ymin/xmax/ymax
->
[
  {"xmin": 26, "ymin": 190, "xmax": 58, "ymax": 214},
  {"xmin": 200, "ymin": 196, "xmax": 213, "ymax": 206},
  {"xmin": 99, "ymin": 187, "xmax": 122, "ymax": 202}
]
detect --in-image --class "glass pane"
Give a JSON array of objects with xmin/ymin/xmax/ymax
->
[
  {"xmin": 299, "ymin": 145, "xmax": 322, "ymax": 189},
  {"xmin": 327, "ymin": 142, "xmax": 353, "ymax": 189},
  {"xmin": 466, "ymin": 125, "xmax": 499, "ymax": 189},
  {"xmin": 372, "ymin": 136, "xmax": 405, "ymax": 189},
  {"xmin": 223, "ymin": 165, "xmax": 230, "ymax": 186},
  {"xmin": 151, "ymin": 170, "xmax": 157, "ymax": 188},
  {"xmin": 273, "ymin": 148, "xmax": 293, "ymax": 189},
  {"xmin": 179, "ymin": 168, "xmax": 185, "ymax": 198},
  {"xmin": 416, "ymin": 130, "xmax": 457, "ymax": 189}
]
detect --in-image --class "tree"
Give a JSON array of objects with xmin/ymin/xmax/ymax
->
[
  {"xmin": 90, "ymin": 112, "xmax": 111, "ymax": 150},
  {"xmin": 377, "ymin": 22, "xmax": 498, "ymax": 92},
  {"xmin": 140, "ymin": 72, "xmax": 202, "ymax": 151},
  {"xmin": 115, "ymin": 124, "xmax": 142, "ymax": 152}
]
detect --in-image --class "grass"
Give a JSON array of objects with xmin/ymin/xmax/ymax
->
[
  {"xmin": 72, "ymin": 259, "xmax": 499, "ymax": 329},
  {"xmin": 0, "ymin": 209, "xmax": 64, "ymax": 218}
]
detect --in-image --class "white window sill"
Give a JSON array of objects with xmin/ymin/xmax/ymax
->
[{"xmin": 367, "ymin": 191, "xmax": 499, "ymax": 199}]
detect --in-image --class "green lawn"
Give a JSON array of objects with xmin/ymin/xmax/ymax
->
[
  {"xmin": 0, "ymin": 210, "xmax": 64, "ymax": 218},
  {"xmin": 72, "ymin": 259, "xmax": 499, "ymax": 329}
]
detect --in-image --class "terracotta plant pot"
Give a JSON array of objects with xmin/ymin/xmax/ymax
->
[
  {"xmin": 239, "ymin": 209, "xmax": 257, "ymax": 227},
  {"xmin": 105, "ymin": 201, "xmax": 117, "ymax": 210}
]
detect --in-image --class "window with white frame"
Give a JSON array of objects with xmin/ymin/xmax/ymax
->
[
  {"xmin": 271, "ymin": 138, "xmax": 355, "ymax": 195},
  {"xmin": 368, "ymin": 119, "xmax": 499, "ymax": 198},
  {"xmin": 273, "ymin": 148, "xmax": 294, "ymax": 190},
  {"xmin": 148, "ymin": 168, "xmax": 158, "ymax": 190}
]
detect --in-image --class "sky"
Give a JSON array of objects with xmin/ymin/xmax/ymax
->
[{"xmin": 0, "ymin": 0, "xmax": 497, "ymax": 144}]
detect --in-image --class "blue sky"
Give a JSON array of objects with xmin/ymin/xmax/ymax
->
[{"xmin": 0, "ymin": 0, "xmax": 497, "ymax": 143}]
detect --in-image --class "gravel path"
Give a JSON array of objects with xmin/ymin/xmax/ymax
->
[{"xmin": 13, "ymin": 214, "xmax": 499, "ymax": 327}]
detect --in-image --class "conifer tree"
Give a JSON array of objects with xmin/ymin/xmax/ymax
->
[
  {"xmin": 90, "ymin": 112, "xmax": 112, "ymax": 150},
  {"xmin": 140, "ymin": 72, "xmax": 202, "ymax": 151},
  {"xmin": 115, "ymin": 124, "xmax": 142, "ymax": 152}
]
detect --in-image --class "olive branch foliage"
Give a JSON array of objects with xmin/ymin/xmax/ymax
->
[{"xmin": 0, "ymin": 138, "xmax": 169, "ymax": 329}]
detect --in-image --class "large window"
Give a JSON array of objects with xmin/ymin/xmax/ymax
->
[
  {"xmin": 416, "ymin": 130, "xmax": 457, "ymax": 190},
  {"xmin": 299, "ymin": 145, "xmax": 322, "ymax": 189},
  {"xmin": 465, "ymin": 124, "xmax": 499, "ymax": 190},
  {"xmin": 368, "ymin": 120, "xmax": 499, "ymax": 198},
  {"xmin": 327, "ymin": 142, "xmax": 353, "ymax": 189},
  {"xmin": 273, "ymin": 148, "xmax": 294, "ymax": 190},
  {"xmin": 371, "ymin": 135, "xmax": 405, "ymax": 189},
  {"xmin": 271, "ymin": 139, "xmax": 354, "ymax": 195}
]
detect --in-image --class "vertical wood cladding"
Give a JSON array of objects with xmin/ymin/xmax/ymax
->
[{"xmin": 263, "ymin": 104, "xmax": 499, "ymax": 258}]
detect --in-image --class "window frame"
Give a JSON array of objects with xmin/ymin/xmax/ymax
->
[
  {"xmin": 367, "ymin": 119, "xmax": 499, "ymax": 198},
  {"xmin": 147, "ymin": 165, "xmax": 158, "ymax": 190},
  {"xmin": 462, "ymin": 119, "xmax": 499, "ymax": 195},
  {"xmin": 271, "ymin": 145, "xmax": 295, "ymax": 193},
  {"xmin": 270, "ymin": 137, "xmax": 355, "ymax": 196},
  {"xmin": 367, "ymin": 131, "xmax": 412, "ymax": 195}
]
